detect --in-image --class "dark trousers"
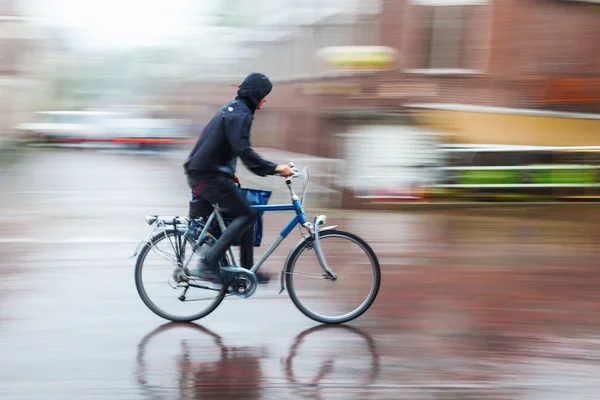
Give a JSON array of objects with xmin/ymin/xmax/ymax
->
[{"xmin": 188, "ymin": 175, "xmax": 256, "ymax": 269}]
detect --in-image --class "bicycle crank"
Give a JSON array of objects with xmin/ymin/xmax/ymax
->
[{"xmin": 220, "ymin": 266, "xmax": 258, "ymax": 298}]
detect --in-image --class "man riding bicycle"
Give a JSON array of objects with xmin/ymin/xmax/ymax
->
[{"xmin": 183, "ymin": 72, "xmax": 292, "ymax": 283}]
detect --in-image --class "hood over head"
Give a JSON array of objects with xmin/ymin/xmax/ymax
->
[{"xmin": 236, "ymin": 72, "xmax": 272, "ymax": 113}]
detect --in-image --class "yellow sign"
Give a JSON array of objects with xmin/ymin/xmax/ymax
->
[{"xmin": 317, "ymin": 46, "xmax": 398, "ymax": 72}]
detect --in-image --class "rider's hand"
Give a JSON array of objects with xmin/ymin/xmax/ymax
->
[
  {"xmin": 233, "ymin": 173, "xmax": 241, "ymax": 185},
  {"xmin": 275, "ymin": 165, "xmax": 293, "ymax": 178}
]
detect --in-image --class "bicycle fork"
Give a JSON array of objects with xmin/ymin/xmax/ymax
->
[
  {"xmin": 312, "ymin": 215, "xmax": 338, "ymax": 281},
  {"xmin": 278, "ymin": 215, "xmax": 338, "ymax": 294}
]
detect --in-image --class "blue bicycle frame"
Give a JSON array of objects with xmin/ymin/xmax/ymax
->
[
  {"xmin": 195, "ymin": 198, "xmax": 308, "ymax": 274},
  {"xmin": 251, "ymin": 200, "xmax": 307, "ymax": 237},
  {"xmin": 187, "ymin": 166, "xmax": 340, "ymax": 287}
]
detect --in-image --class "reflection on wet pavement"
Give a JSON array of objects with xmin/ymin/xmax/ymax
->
[
  {"xmin": 132, "ymin": 322, "xmax": 600, "ymax": 399},
  {"xmin": 135, "ymin": 323, "xmax": 381, "ymax": 400}
]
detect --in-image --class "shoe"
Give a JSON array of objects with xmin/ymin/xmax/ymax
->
[
  {"xmin": 187, "ymin": 256, "xmax": 223, "ymax": 283},
  {"xmin": 241, "ymin": 266, "xmax": 272, "ymax": 284},
  {"xmin": 255, "ymin": 271, "xmax": 272, "ymax": 284}
]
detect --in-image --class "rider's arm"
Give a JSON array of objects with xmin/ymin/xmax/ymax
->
[{"xmin": 225, "ymin": 113, "xmax": 278, "ymax": 177}]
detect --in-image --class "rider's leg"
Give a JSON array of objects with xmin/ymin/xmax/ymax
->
[
  {"xmin": 188, "ymin": 176, "xmax": 256, "ymax": 281},
  {"xmin": 238, "ymin": 227, "xmax": 254, "ymax": 269},
  {"xmin": 237, "ymin": 225, "xmax": 270, "ymax": 284},
  {"xmin": 238, "ymin": 228, "xmax": 272, "ymax": 283}
]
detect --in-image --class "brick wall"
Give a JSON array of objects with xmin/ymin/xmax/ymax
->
[
  {"xmin": 497, "ymin": 0, "xmax": 600, "ymax": 76},
  {"xmin": 492, "ymin": 0, "xmax": 600, "ymax": 111},
  {"xmin": 180, "ymin": 0, "xmax": 600, "ymax": 157},
  {"xmin": 379, "ymin": 0, "xmax": 406, "ymax": 53},
  {"xmin": 375, "ymin": 0, "xmax": 600, "ymax": 111}
]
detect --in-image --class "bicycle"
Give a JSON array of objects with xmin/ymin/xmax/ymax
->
[{"xmin": 133, "ymin": 163, "xmax": 381, "ymax": 324}]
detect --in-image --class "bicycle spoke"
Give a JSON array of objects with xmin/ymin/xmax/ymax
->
[
  {"xmin": 164, "ymin": 230, "xmax": 178, "ymax": 257},
  {"xmin": 149, "ymin": 238, "xmax": 179, "ymax": 265},
  {"xmin": 135, "ymin": 230, "xmax": 227, "ymax": 322},
  {"xmin": 285, "ymin": 271, "xmax": 332, "ymax": 279}
]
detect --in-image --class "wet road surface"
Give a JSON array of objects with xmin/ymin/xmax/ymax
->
[{"xmin": 1, "ymin": 148, "xmax": 600, "ymax": 399}]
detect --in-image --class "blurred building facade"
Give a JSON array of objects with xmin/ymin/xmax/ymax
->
[
  {"xmin": 181, "ymin": 0, "xmax": 600, "ymax": 149},
  {"xmin": 166, "ymin": 0, "xmax": 600, "ymax": 202},
  {"xmin": 0, "ymin": 0, "xmax": 52, "ymax": 148}
]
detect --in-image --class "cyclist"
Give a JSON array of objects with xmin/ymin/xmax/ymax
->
[{"xmin": 183, "ymin": 72, "xmax": 292, "ymax": 283}]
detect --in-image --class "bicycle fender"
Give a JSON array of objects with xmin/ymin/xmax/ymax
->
[
  {"xmin": 318, "ymin": 225, "xmax": 338, "ymax": 232},
  {"xmin": 130, "ymin": 231, "xmax": 161, "ymax": 258},
  {"xmin": 130, "ymin": 240, "xmax": 146, "ymax": 258},
  {"xmin": 131, "ymin": 228, "xmax": 183, "ymax": 259},
  {"xmin": 277, "ymin": 226, "xmax": 339, "ymax": 294}
]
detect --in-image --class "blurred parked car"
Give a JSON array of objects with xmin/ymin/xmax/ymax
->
[
  {"xmin": 104, "ymin": 117, "xmax": 194, "ymax": 150},
  {"xmin": 16, "ymin": 111, "xmax": 194, "ymax": 150},
  {"xmin": 15, "ymin": 111, "xmax": 116, "ymax": 143}
]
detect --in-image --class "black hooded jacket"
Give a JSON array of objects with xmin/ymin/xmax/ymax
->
[{"xmin": 184, "ymin": 73, "xmax": 277, "ymax": 181}]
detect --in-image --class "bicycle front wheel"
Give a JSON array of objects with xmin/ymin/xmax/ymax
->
[{"xmin": 285, "ymin": 230, "xmax": 381, "ymax": 324}]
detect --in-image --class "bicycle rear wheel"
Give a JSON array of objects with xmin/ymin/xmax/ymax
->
[
  {"xmin": 135, "ymin": 230, "xmax": 228, "ymax": 322},
  {"xmin": 285, "ymin": 230, "xmax": 381, "ymax": 324}
]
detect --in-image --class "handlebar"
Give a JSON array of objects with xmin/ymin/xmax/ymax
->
[
  {"xmin": 274, "ymin": 161, "xmax": 301, "ymax": 179},
  {"xmin": 289, "ymin": 162, "xmax": 301, "ymax": 177},
  {"xmin": 272, "ymin": 161, "xmax": 310, "ymax": 203}
]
